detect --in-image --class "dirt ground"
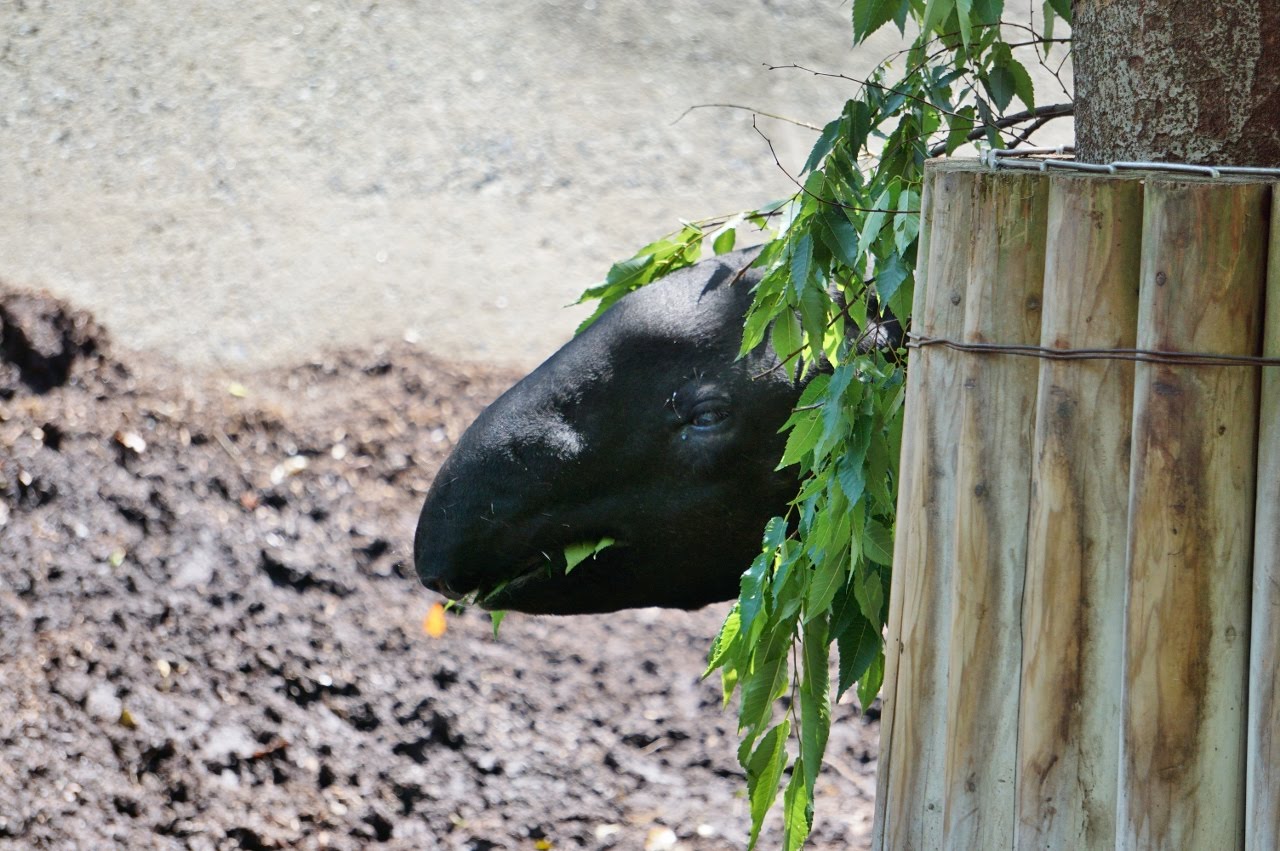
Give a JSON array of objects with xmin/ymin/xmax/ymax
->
[{"xmin": 0, "ymin": 287, "xmax": 879, "ymax": 850}]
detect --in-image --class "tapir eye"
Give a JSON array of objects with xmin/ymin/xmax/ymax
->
[{"xmin": 689, "ymin": 404, "xmax": 729, "ymax": 428}]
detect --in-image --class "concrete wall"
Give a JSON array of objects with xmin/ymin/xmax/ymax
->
[{"xmin": 0, "ymin": 2, "xmax": 1070, "ymax": 370}]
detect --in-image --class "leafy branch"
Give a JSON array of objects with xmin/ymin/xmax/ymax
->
[{"xmin": 577, "ymin": 1, "xmax": 1072, "ymax": 847}]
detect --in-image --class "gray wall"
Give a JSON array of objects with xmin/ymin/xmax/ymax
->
[{"xmin": 0, "ymin": 2, "xmax": 1069, "ymax": 370}]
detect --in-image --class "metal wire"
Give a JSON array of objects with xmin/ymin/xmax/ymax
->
[
  {"xmin": 980, "ymin": 147, "xmax": 1280, "ymax": 178},
  {"xmin": 908, "ymin": 334, "xmax": 1280, "ymax": 368}
]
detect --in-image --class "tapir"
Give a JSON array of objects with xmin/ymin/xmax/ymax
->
[{"xmin": 414, "ymin": 248, "xmax": 838, "ymax": 615}]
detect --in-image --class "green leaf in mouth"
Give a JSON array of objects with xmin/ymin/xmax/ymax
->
[{"xmin": 563, "ymin": 537, "xmax": 616, "ymax": 574}]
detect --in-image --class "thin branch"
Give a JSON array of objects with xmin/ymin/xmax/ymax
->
[
  {"xmin": 1007, "ymin": 114, "xmax": 1058, "ymax": 149},
  {"xmin": 766, "ymin": 63, "xmax": 971, "ymax": 121},
  {"xmin": 672, "ymin": 103, "xmax": 823, "ymax": 131},
  {"xmin": 927, "ymin": 102, "xmax": 1074, "ymax": 156}
]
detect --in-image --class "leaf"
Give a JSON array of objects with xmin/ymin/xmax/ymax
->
[
  {"xmin": 852, "ymin": 0, "xmax": 903, "ymax": 42},
  {"xmin": 799, "ymin": 614, "xmax": 831, "ymax": 789},
  {"xmin": 971, "ymin": 0, "xmax": 1003, "ymax": 24},
  {"xmin": 739, "ymin": 641, "xmax": 789, "ymax": 737},
  {"xmin": 805, "ymin": 553, "xmax": 846, "ymax": 621},
  {"xmin": 738, "ymin": 551, "xmax": 771, "ymax": 639},
  {"xmin": 955, "ymin": 0, "xmax": 972, "ymax": 47},
  {"xmin": 874, "ymin": 253, "xmax": 910, "ymax": 309},
  {"xmin": 803, "ymin": 117, "xmax": 843, "ymax": 174},
  {"xmin": 836, "ymin": 446, "xmax": 869, "ymax": 506},
  {"xmin": 705, "ymin": 604, "xmax": 742, "ymax": 676},
  {"xmin": 782, "ymin": 765, "xmax": 814, "ymax": 851},
  {"xmin": 771, "ymin": 311, "xmax": 803, "ymax": 383},
  {"xmin": 857, "ymin": 647, "xmax": 885, "ymax": 711},
  {"xmin": 863, "ymin": 520, "xmax": 894, "ymax": 566},
  {"xmin": 713, "ymin": 226, "xmax": 737, "ymax": 255},
  {"xmin": 985, "ymin": 63, "xmax": 1016, "ymax": 112},
  {"xmin": 745, "ymin": 720, "xmax": 792, "ymax": 850},
  {"xmin": 855, "ymin": 562, "xmax": 888, "ymax": 627},
  {"xmin": 921, "ymin": 0, "xmax": 954, "ymax": 37},
  {"xmin": 789, "ymin": 232, "xmax": 816, "ymax": 300},
  {"xmin": 857, "ymin": 186, "xmax": 893, "ymax": 258},
  {"xmin": 563, "ymin": 536, "xmax": 615, "ymax": 574},
  {"xmin": 1046, "ymin": 0, "xmax": 1070, "ymax": 22},
  {"xmin": 490, "ymin": 610, "xmax": 506, "ymax": 638},
  {"xmin": 1005, "ymin": 55, "xmax": 1036, "ymax": 111},
  {"xmin": 779, "ymin": 409, "xmax": 822, "ymax": 469},
  {"xmin": 814, "ymin": 205, "xmax": 860, "ymax": 268},
  {"xmin": 835, "ymin": 609, "xmax": 882, "ymax": 698}
]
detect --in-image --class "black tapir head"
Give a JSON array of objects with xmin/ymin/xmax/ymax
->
[{"xmin": 414, "ymin": 249, "xmax": 806, "ymax": 615}]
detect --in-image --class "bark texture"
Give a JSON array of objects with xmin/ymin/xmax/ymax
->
[{"xmin": 1074, "ymin": 0, "xmax": 1280, "ymax": 166}]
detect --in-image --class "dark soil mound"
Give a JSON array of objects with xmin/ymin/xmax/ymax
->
[{"xmin": 0, "ymin": 287, "xmax": 877, "ymax": 850}]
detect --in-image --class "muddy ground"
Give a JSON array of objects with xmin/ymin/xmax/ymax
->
[{"xmin": 0, "ymin": 288, "xmax": 878, "ymax": 850}]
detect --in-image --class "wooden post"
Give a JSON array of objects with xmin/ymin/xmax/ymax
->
[
  {"xmin": 942, "ymin": 170, "xmax": 1047, "ymax": 848},
  {"xmin": 1118, "ymin": 178, "xmax": 1268, "ymax": 850},
  {"xmin": 1016, "ymin": 174, "xmax": 1143, "ymax": 848},
  {"xmin": 1246, "ymin": 188, "xmax": 1280, "ymax": 847},
  {"xmin": 874, "ymin": 164, "xmax": 971, "ymax": 850},
  {"xmin": 875, "ymin": 164, "xmax": 1275, "ymax": 849}
]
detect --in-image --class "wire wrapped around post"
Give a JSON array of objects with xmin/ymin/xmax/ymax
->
[{"xmin": 873, "ymin": 160, "xmax": 1274, "ymax": 851}]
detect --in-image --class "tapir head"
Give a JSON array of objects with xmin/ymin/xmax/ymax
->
[{"xmin": 414, "ymin": 250, "xmax": 805, "ymax": 614}]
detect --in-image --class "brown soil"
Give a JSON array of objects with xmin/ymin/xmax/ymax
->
[{"xmin": 0, "ymin": 287, "xmax": 878, "ymax": 850}]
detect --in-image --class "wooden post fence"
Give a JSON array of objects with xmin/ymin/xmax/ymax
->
[{"xmin": 874, "ymin": 160, "xmax": 1276, "ymax": 850}]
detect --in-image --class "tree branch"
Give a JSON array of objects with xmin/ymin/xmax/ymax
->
[
  {"xmin": 672, "ymin": 103, "xmax": 823, "ymax": 131},
  {"xmin": 927, "ymin": 102, "xmax": 1074, "ymax": 156}
]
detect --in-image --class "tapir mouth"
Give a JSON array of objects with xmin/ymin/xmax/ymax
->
[{"xmin": 468, "ymin": 535, "xmax": 628, "ymax": 610}]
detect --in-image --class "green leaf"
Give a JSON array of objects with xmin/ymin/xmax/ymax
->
[
  {"xmin": 563, "ymin": 536, "xmax": 615, "ymax": 574},
  {"xmin": 803, "ymin": 117, "xmax": 843, "ymax": 174},
  {"xmin": 852, "ymin": 0, "xmax": 903, "ymax": 42},
  {"xmin": 985, "ymin": 63, "xmax": 1016, "ymax": 112},
  {"xmin": 921, "ymin": 0, "xmax": 954, "ymax": 37},
  {"xmin": 771, "ymin": 311, "xmax": 803, "ymax": 383},
  {"xmin": 855, "ymin": 562, "xmax": 887, "ymax": 627},
  {"xmin": 814, "ymin": 205, "xmax": 861, "ymax": 268},
  {"xmin": 789, "ymin": 232, "xmax": 816, "ymax": 300},
  {"xmin": 739, "ymin": 551, "xmax": 771, "ymax": 639},
  {"xmin": 713, "ymin": 226, "xmax": 737, "ymax": 255},
  {"xmin": 490, "ymin": 610, "xmax": 506, "ymax": 638},
  {"xmin": 971, "ymin": 0, "xmax": 1003, "ymax": 24},
  {"xmin": 857, "ymin": 647, "xmax": 885, "ymax": 711},
  {"xmin": 782, "ymin": 765, "xmax": 814, "ymax": 851},
  {"xmin": 874, "ymin": 253, "xmax": 910, "ymax": 309},
  {"xmin": 955, "ymin": 0, "xmax": 972, "ymax": 47},
  {"xmin": 805, "ymin": 552, "xmax": 845, "ymax": 619},
  {"xmin": 779, "ymin": 409, "xmax": 822, "ymax": 469},
  {"xmin": 863, "ymin": 520, "xmax": 893, "ymax": 567},
  {"xmin": 739, "ymin": 639, "xmax": 789, "ymax": 736},
  {"xmin": 799, "ymin": 614, "xmax": 831, "ymax": 789},
  {"xmin": 1005, "ymin": 55, "xmax": 1036, "ymax": 111},
  {"xmin": 1046, "ymin": 0, "xmax": 1070, "ymax": 22},
  {"xmin": 705, "ymin": 604, "xmax": 743, "ymax": 676},
  {"xmin": 836, "ymin": 608, "xmax": 882, "ymax": 698},
  {"xmin": 746, "ymin": 720, "xmax": 792, "ymax": 850},
  {"xmin": 857, "ymin": 186, "xmax": 893, "ymax": 258}
]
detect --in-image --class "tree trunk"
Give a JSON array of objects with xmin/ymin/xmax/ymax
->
[{"xmin": 1073, "ymin": 0, "xmax": 1280, "ymax": 167}]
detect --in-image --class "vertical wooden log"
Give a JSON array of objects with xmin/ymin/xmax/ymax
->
[
  {"xmin": 873, "ymin": 163, "xmax": 969, "ymax": 850},
  {"xmin": 874, "ymin": 165, "xmax": 935, "ymax": 850},
  {"xmin": 941, "ymin": 171, "xmax": 1047, "ymax": 848},
  {"xmin": 1016, "ymin": 175, "xmax": 1143, "ymax": 849},
  {"xmin": 1246, "ymin": 187, "xmax": 1280, "ymax": 847},
  {"xmin": 1118, "ymin": 178, "xmax": 1268, "ymax": 850}
]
